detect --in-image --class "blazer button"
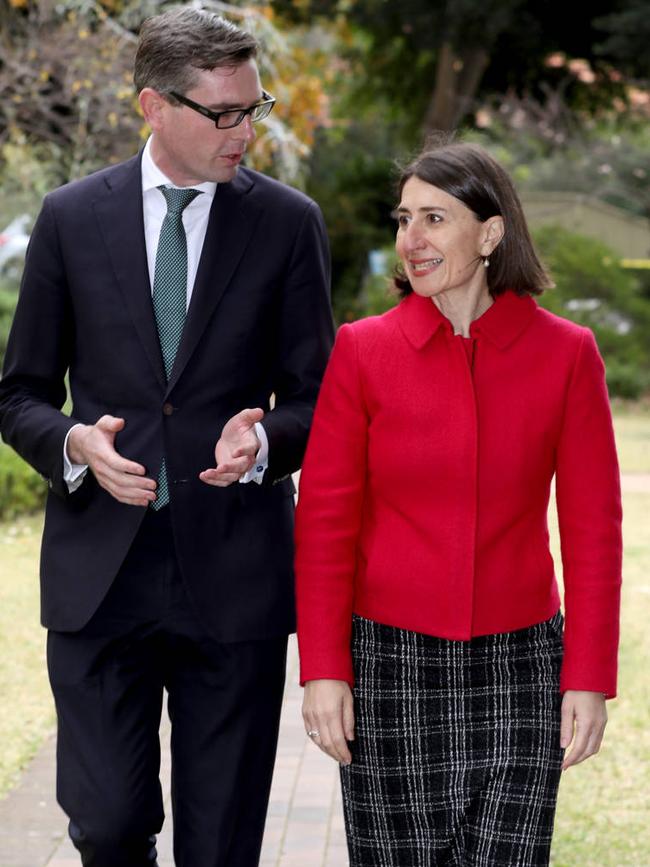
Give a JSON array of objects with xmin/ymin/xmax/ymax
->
[{"xmin": 162, "ymin": 402, "xmax": 174, "ymax": 416}]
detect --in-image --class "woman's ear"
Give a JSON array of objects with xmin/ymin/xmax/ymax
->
[{"xmin": 482, "ymin": 215, "xmax": 505, "ymax": 255}]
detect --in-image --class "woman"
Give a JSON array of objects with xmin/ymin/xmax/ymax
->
[{"xmin": 295, "ymin": 141, "xmax": 622, "ymax": 867}]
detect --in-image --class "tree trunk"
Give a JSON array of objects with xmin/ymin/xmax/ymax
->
[{"xmin": 423, "ymin": 41, "xmax": 490, "ymax": 135}]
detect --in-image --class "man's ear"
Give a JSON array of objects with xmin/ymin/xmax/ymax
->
[{"xmin": 138, "ymin": 88, "xmax": 168, "ymax": 131}]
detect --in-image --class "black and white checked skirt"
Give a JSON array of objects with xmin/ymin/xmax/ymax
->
[{"xmin": 340, "ymin": 613, "xmax": 564, "ymax": 867}]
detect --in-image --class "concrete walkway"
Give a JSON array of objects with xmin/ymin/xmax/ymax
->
[{"xmin": 0, "ymin": 636, "xmax": 348, "ymax": 867}]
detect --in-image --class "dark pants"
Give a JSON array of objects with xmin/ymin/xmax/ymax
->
[{"xmin": 47, "ymin": 508, "xmax": 287, "ymax": 867}]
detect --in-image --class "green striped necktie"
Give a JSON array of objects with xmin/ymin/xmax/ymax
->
[{"xmin": 151, "ymin": 185, "xmax": 202, "ymax": 510}]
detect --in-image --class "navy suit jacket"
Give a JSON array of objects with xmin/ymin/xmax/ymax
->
[{"xmin": 0, "ymin": 153, "xmax": 334, "ymax": 639}]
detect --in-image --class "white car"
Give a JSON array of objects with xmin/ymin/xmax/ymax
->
[{"xmin": 0, "ymin": 214, "xmax": 30, "ymax": 273}]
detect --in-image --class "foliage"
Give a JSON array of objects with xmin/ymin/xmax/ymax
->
[
  {"xmin": 0, "ymin": 283, "xmax": 20, "ymax": 369},
  {"xmin": 467, "ymin": 89, "xmax": 650, "ymax": 220},
  {"xmin": 594, "ymin": 0, "xmax": 650, "ymax": 79},
  {"xmin": 0, "ymin": 445, "xmax": 47, "ymax": 521},
  {"xmin": 534, "ymin": 225, "xmax": 650, "ymax": 398},
  {"xmin": 0, "ymin": 0, "xmax": 331, "ymax": 186},
  {"xmin": 306, "ymin": 122, "xmax": 398, "ymax": 321}
]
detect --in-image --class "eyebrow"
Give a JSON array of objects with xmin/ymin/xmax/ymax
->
[
  {"xmin": 391, "ymin": 206, "xmax": 448, "ymax": 217},
  {"xmin": 205, "ymin": 94, "xmax": 264, "ymax": 111}
]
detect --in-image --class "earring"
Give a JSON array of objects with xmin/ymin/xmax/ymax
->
[{"xmin": 483, "ymin": 256, "xmax": 490, "ymax": 268}]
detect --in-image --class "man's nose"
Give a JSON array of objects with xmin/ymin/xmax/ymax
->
[{"xmin": 237, "ymin": 115, "xmax": 256, "ymax": 144}]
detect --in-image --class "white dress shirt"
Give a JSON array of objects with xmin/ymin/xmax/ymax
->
[{"xmin": 63, "ymin": 137, "xmax": 268, "ymax": 492}]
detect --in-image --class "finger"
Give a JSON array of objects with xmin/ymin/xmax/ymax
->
[
  {"xmin": 218, "ymin": 456, "xmax": 256, "ymax": 473},
  {"xmin": 304, "ymin": 710, "xmax": 339, "ymax": 763},
  {"xmin": 101, "ymin": 479, "xmax": 157, "ymax": 504},
  {"xmin": 236, "ymin": 407, "xmax": 264, "ymax": 428},
  {"xmin": 91, "ymin": 448, "xmax": 149, "ymax": 478},
  {"xmin": 320, "ymin": 718, "xmax": 352, "ymax": 765},
  {"xmin": 563, "ymin": 725, "xmax": 591, "ymax": 769},
  {"xmin": 96, "ymin": 464, "xmax": 156, "ymax": 491},
  {"xmin": 560, "ymin": 701, "xmax": 575, "ymax": 750},
  {"xmin": 96, "ymin": 414, "xmax": 126, "ymax": 432},
  {"xmin": 200, "ymin": 459, "xmax": 253, "ymax": 480},
  {"xmin": 231, "ymin": 443, "xmax": 260, "ymax": 459},
  {"xmin": 199, "ymin": 469, "xmax": 240, "ymax": 486},
  {"xmin": 343, "ymin": 692, "xmax": 355, "ymax": 742}
]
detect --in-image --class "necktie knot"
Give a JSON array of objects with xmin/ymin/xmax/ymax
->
[{"xmin": 159, "ymin": 185, "xmax": 202, "ymax": 215}]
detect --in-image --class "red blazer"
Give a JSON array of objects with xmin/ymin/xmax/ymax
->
[{"xmin": 295, "ymin": 290, "xmax": 622, "ymax": 697}]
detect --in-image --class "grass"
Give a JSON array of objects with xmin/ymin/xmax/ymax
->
[
  {"xmin": 0, "ymin": 410, "xmax": 648, "ymax": 867},
  {"xmin": 0, "ymin": 514, "xmax": 54, "ymax": 797},
  {"xmin": 549, "ymin": 404, "xmax": 650, "ymax": 866}
]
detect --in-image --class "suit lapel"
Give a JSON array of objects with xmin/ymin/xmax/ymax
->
[
  {"xmin": 93, "ymin": 154, "xmax": 166, "ymax": 390},
  {"xmin": 166, "ymin": 169, "xmax": 261, "ymax": 394}
]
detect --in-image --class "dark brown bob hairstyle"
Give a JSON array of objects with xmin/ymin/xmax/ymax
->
[{"xmin": 394, "ymin": 141, "xmax": 553, "ymax": 298}]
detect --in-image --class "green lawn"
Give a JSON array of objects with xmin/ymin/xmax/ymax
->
[
  {"xmin": 0, "ymin": 411, "xmax": 648, "ymax": 867},
  {"xmin": 0, "ymin": 514, "xmax": 53, "ymax": 796}
]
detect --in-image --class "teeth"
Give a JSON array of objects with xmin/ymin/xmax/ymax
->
[{"xmin": 411, "ymin": 259, "xmax": 442, "ymax": 272}]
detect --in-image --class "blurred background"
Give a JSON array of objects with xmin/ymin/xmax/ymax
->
[{"xmin": 0, "ymin": 2, "xmax": 649, "ymax": 865}]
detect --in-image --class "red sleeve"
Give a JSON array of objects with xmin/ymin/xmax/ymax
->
[
  {"xmin": 556, "ymin": 328, "xmax": 622, "ymax": 698},
  {"xmin": 295, "ymin": 324, "xmax": 368, "ymax": 686}
]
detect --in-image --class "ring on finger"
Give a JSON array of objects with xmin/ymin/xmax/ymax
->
[{"xmin": 307, "ymin": 729, "xmax": 320, "ymax": 739}]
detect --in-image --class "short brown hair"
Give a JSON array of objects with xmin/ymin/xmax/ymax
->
[
  {"xmin": 394, "ymin": 141, "xmax": 553, "ymax": 297},
  {"xmin": 134, "ymin": 6, "xmax": 258, "ymax": 98}
]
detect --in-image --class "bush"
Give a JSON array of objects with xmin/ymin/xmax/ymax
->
[
  {"xmin": 534, "ymin": 225, "xmax": 650, "ymax": 398},
  {"xmin": 0, "ymin": 284, "xmax": 19, "ymax": 371},
  {"xmin": 0, "ymin": 445, "xmax": 47, "ymax": 520}
]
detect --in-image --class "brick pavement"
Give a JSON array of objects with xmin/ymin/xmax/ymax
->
[{"xmin": 0, "ymin": 636, "xmax": 348, "ymax": 867}]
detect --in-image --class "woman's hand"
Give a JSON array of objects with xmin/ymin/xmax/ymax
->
[
  {"xmin": 560, "ymin": 689, "xmax": 607, "ymax": 770},
  {"xmin": 302, "ymin": 679, "xmax": 355, "ymax": 765}
]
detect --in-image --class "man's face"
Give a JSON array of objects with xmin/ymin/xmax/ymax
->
[{"xmin": 144, "ymin": 59, "xmax": 263, "ymax": 186}]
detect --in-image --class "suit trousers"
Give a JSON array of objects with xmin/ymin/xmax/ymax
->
[{"xmin": 47, "ymin": 507, "xmax": 288, "ymax": 867}]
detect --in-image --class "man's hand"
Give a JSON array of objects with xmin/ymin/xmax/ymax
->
[
  {"xmin": 560, "ymin": 689, "xmax": 607, "ymax": 770},
  {"xmin": 67, "ymin": 415, "xmax": 156, "ymax": 507},
  {"xmin": 303, "ymin": 679, "xmax": 355, "ymax": 766},
  {"xmin": 199, "ymin": 408, "xmax": 264, "ymax": 487}
]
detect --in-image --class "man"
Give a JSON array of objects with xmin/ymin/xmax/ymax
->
[{"xmin": 0, "ymin": 7, "xmax": 333, "ymax": 866}]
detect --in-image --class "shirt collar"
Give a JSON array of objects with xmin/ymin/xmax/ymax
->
[
  {"xmin": 397, "ymin": 289, "xmax": 538, "ymax": 351},
  {"xmin": 141, "ymin": 136, "xmax": 217, "ymax": 200}
]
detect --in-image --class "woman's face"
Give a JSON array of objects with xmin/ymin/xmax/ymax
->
[{"xmin": 395, "ymin": 176, "xmax": 495, "ymax": 300}]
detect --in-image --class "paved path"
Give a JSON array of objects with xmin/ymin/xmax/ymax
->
[{"xmin": 0, "ymin": 636, "xmax": 348, "ymax": 867}]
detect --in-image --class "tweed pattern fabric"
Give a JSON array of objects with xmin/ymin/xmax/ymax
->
[
  {"xmin": 340, "ymin": 613, "xmax": 564, "ymax": 867},
  {"xmin": 151, "ymin": 186, "xmax": 201, "ymax": 510}
]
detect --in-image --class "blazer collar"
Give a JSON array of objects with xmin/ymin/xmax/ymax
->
[
  {"xmin": 93, "ymin": 151, "xmax": 167, "ymax": 389},
  {"xmin": 398, "ymin": 289, "xmax": 537, "ymax": 351},
  {"xmin": 93, "ymin": 155, "xmax": 259, "ymax": 393}
]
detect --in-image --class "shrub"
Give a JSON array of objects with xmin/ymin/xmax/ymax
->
[
  {"xmin": 0, "ymin": 445, "xmax": 47, "ymax": 520},
  {"xmin": 533, "ymin": 225, "xmax": 650, "ymax": 398}
]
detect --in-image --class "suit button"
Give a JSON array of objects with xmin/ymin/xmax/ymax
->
[{"xmin": 162, "ymin": 402, "xmax": 174, "ymax": 416}]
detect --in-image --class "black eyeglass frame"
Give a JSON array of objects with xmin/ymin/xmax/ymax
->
[{"xmin": 168, "ymin": 90, "xmax": 276, "ymax": 129}]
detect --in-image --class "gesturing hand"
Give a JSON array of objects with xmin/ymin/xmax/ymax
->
[
  {"xmin": 67, "ymin": 415, "xmax": 156, "ymax": 507},
  {"xmin": 560, "ymin": 689, "xmax": 608, "ymax": 770},
  {"xmin": 199, "ymin": 407, "xmax": 264, "ymax": 487},
  {"xmin": 303, "ymin": 679, "xmax": 355, "ymax": 766}
]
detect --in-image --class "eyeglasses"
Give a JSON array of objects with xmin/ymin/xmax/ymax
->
[{"xmin": 168, "ymin": 90, "xmax": 276, "ymax": 129}]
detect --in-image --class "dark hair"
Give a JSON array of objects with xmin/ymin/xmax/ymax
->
[
  {"xmin": 393, "ymin": 140, "xmax": 553, "ymax": 297},
  {"xmin": 134, "ymin": 7, "xmax": 258, "ymax": 99}
]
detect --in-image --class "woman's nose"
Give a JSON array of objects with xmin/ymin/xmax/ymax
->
[{"xmin": 403, "ymin": 224, "xmax": 426, "ymax": 252}]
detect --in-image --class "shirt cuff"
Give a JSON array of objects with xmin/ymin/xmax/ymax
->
[
  {"xmin": 239, "ymin": 422, "xmax": 268, "ymax": 485},
  {"xmin": 63, "ymin": 424, "xmax": 89, "ymax": 493}
]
